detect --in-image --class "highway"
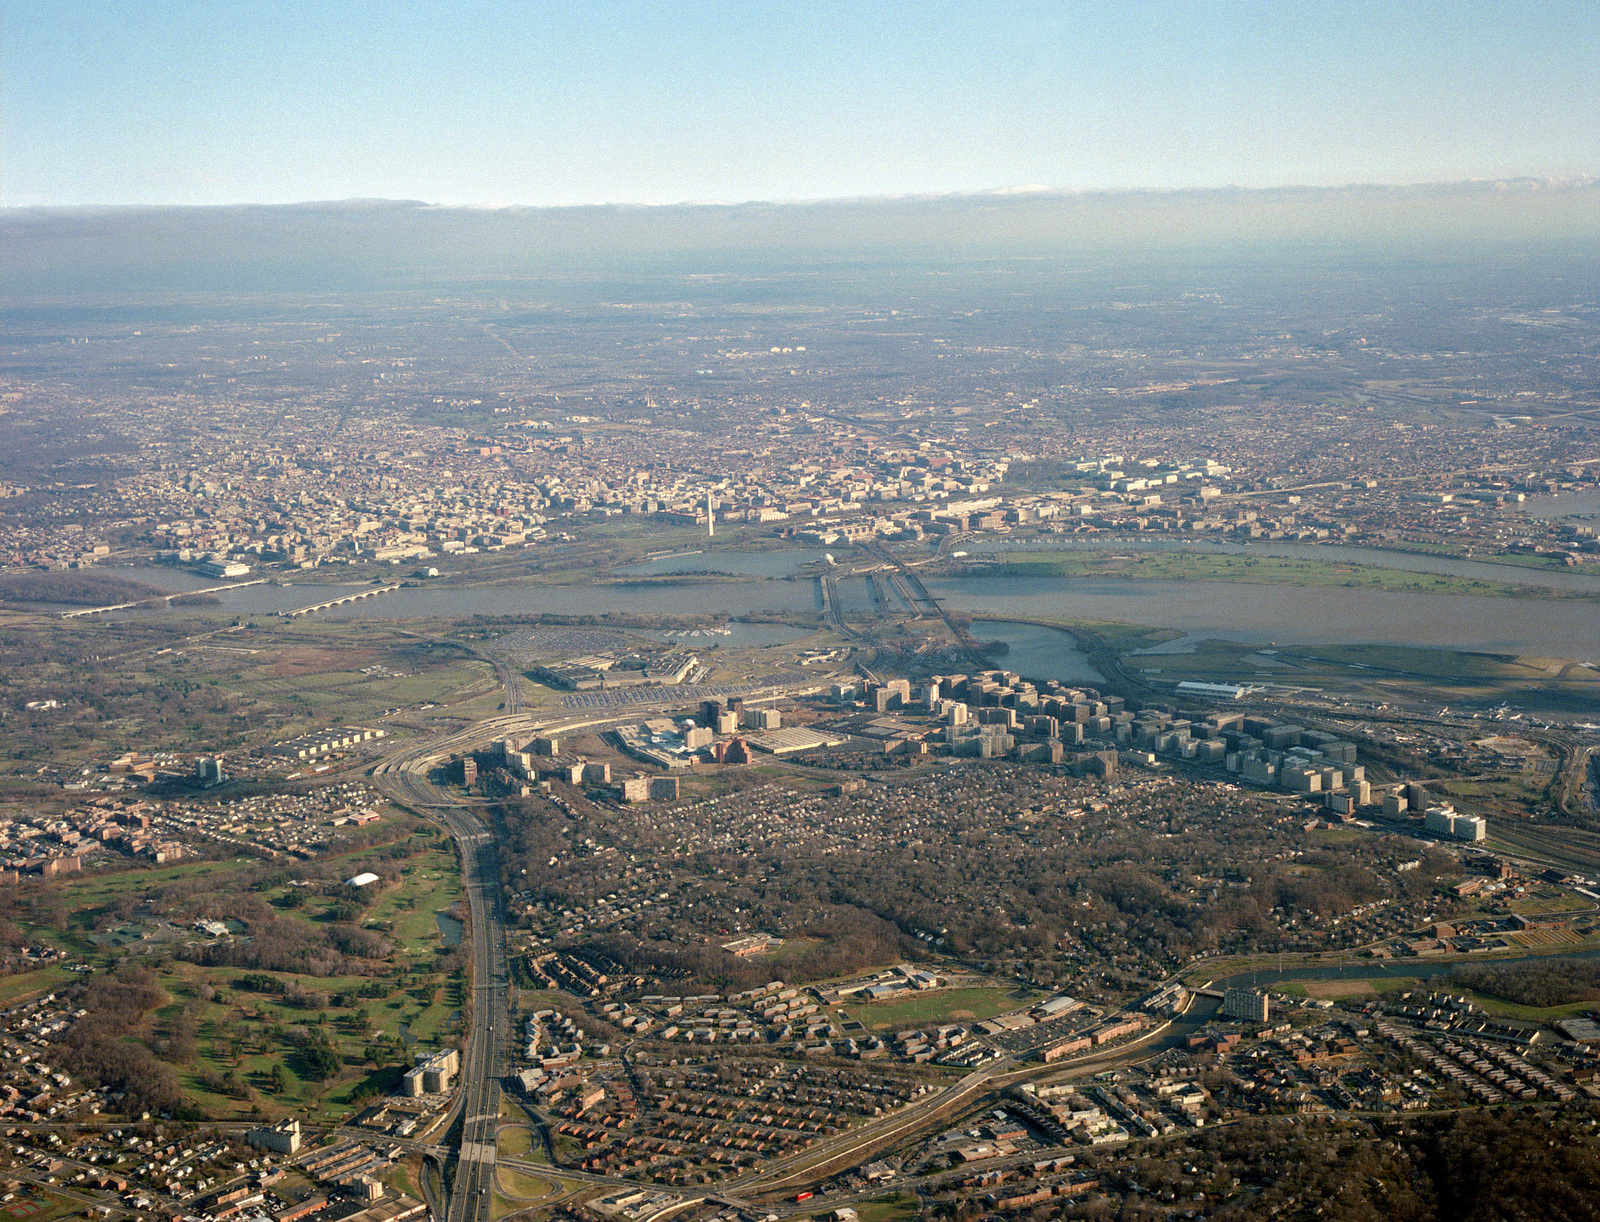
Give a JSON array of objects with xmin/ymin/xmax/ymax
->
[
  {"xmin": 440, "ymin": 799, "xmax": 508, "ymax": 1222},
  {"xmin": 372, "ymin": 741, "xmax": 510, "ymax": 1222},
  {"xmin": 368, "ymin": 695, "xmax": 726, "ymax": 1221}
]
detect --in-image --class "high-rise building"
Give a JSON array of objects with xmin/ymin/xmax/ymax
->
[
  {"xmin": 1223, "ymin": 988, "xmax": 1270, "ymax": 1023},
  {"xmin": 1424, "ymin": 804, "xmax": 1488, "ymax": 841}
]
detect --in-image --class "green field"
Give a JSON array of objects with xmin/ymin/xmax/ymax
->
[
  {"xmin": 1454, "ymin": 991, "xmax": 1598, "ymax": 1022},
  {"xmin": 0, "ymin": 966, "xmax": 76, "ymax": 1007},
  {"xmin": 968, "ymin": 548, "xmax": 1582, "ymax": 600},
  {"xmin": 0, "ymin": 832, "xmax": 472, "ymax": 1124},
  {"xmin": 495, "ymin": 1167, "xmax": 562, "ymax": 1201},
  {"xmin": 1307, "ymin": 827, "xmax": 1368, "ymax": 846},
  {"xmin": 1180, "ymin": 953, "xmax": 1344, "ymax": 986},
  {"xmin": 845, "ymin": 985, "xmax": 1046, "ymax": 1031},
  {"xmin": 1273, "ymin": 976, "xmax": 1420, "ymax": 1001},
  {"xmin": 386, "ymin": 1164, "xmax": 417, "ymax": 1199},
  {"xmin": 497, "ymin": 1126, "xmax": 536, "ymax": 1158},
  {"xmin": 844, "ymin": 1192, "xmax": 920, "ymax": 1222},
  {"xmin": 52, "ymin": 857, "xmax": 259, "ymax": 919},
  {"xmin": 1278, "ymin": 973, "xmax": 1599, "ymax": 1022},
  {"xmin": 0, "ymin": 1187, "xmax": 81, "ymax": 1222}
]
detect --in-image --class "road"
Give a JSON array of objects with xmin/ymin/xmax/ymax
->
[
  {"xmin": 861, "ymin": 540, "xmax": 986, "ymax": 666},
  {"xmin": 369, "ymin": 697, "xmax": 713, "ymax": 1221},
  {"xmin": 439, "ymin": 799, "xmax": 509, "ymax": 1222},
  {"xmin": 489, "ymin": 658, "xmax": 524, "ymax": 715},
  {"xmin": 372, "ymin": 742, "xmax": 511, "ymax": 1222}
]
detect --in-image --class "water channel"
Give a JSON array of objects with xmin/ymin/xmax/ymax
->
[
  {"xmin": 969, "ymin": 619, "xmax": 1103, "ymax": 684},
  {"xmin": 91, "ymin": 537, "xmax": 1599, "ymax": 665}
]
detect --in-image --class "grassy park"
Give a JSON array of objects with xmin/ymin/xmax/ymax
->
[
  {"xmin": 0, "ymin": 610, "xmax": 502, "ymax": 771},
  {"xmin": 0, "ymin": 824, "xmax": 473, "ymax": 1124},
  {"xmin": 844, "ymin": 985, "xmax": 1047, "ymax": 1032}
]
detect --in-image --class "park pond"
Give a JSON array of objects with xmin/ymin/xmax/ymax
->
[{"xmin": 435, "ymin": 911, "xmax": 464, "ymax": 947}]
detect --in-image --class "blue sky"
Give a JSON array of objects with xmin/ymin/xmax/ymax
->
[{"xmin": 3, "ymin": 0, "xmax": 1596, "ymax": 208}]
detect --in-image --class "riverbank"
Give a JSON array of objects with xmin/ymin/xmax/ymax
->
[{"xmin": 954, "ymin": 548, "xmax": 1595, "ymax": 600}]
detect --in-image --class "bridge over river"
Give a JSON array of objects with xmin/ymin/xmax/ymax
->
[{"xmin": 280, "ymin": 583, "xmax": 402, "ymax": 617}]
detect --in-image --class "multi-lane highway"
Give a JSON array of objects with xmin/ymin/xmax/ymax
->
[
  {"xmin": 439, "ymin": 801, "xmax": 508, "ymax": 1222},
  {"xmin": 369, "ymin": 701, "xmax": 693, "ymax": 1222},
  {"xmin": 373, "ymin": 740, "xmax": 513, "ymax": 1222}
]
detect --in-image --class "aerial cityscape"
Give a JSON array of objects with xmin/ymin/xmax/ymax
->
[{"xmin": 3, "ymin": 4, "xmax": 1600, "ymax": 1222}]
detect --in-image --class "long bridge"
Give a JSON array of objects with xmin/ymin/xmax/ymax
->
[
  {"xmin": 862, "ymin": 540, "xmax": 987, "ymax": 664},
  {"xmin": 60, "ymin": 577, "xmax": 268, "ymax": 618},
  {"xmin": 280, "ymin": 583, "xmax": 402, "ymax": 617}
]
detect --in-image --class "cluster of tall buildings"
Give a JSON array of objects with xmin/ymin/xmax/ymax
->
[
  {"xmin": 1422, "ymin": 803, "xmax": 1488, "ymax": 842},
  {"xmin": 399, "ymin": 1048, "xmax": 459, "ymax": 1097}
]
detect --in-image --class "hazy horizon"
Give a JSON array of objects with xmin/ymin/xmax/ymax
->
[{"xmin": 5, "ymin": 177, "xmax": 1598, "ymax": 297}]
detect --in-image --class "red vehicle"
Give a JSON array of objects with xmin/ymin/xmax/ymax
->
[{"xmin": 794, "ymin": 1193, "xmax": 814, "ymax": 1203}]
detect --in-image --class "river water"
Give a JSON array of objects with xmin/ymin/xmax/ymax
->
[
  {"xmin": 923, "ymin": 573, "xmax": 1600, "ymax": 660},
  {"xmin": 970, "ymin": 619, "xmax": 1103, "ymax": 683},
  {"xmin": 95, "ymin": 546, "xmax": 1597, "ymax": 663},
  {"xmin": 1521, "ymin": 489, "xmax": 1600, "ymax": 522}
]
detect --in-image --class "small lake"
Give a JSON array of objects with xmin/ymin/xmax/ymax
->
[
  {"xmin": 969, "ymin": 620, "xmax": 1104, "ymax": 684},
  {"xmin": 435, "ymin": 911, "xmax": 463, "ymax": 947}
]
